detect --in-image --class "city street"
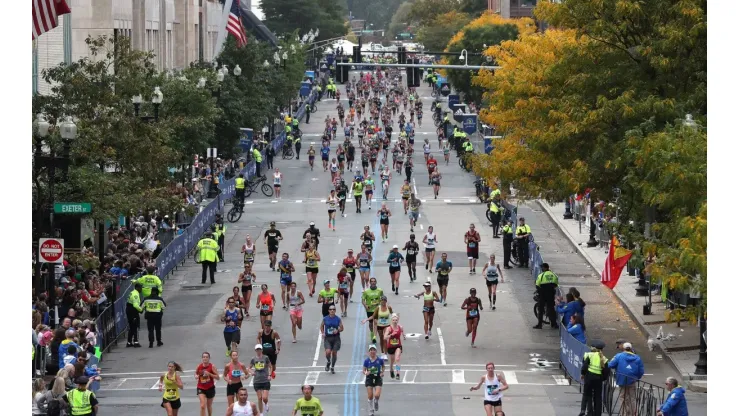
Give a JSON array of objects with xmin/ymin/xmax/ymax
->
[{"xmin": 94, "ymin": 72, "xmax": 706, "ymax": 415}]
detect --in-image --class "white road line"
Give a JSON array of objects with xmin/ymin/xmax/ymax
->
[
  {"xmin": 338, "ymin": 238, "xmax": 342, "ymax": 245},
  {"xmin": 504, "ymin": 371, "xmax": 519, "ymax": 385},
  {"xmin": 469, "ymin": 199, "xmax": 476, "ymax": 203},
  {"xmin": 311, "ymin": 332, "xmax": 323, "ymax": 367},
  {"xmin": 452, "ymin": 369, "xmax": 465, "ymax": 384},
  {"xmin": 271, "ymin": 200, "xmax": 278, "ymax": 203},
  {"xmin": 104, "ymin": 381, "xmax": 560, "ymax": 391},
  {"xmin": 304, "ymin": 371, "xmax": 321, "ymax": 386},
  {"xmin": 296, "ymin": 200, "xmax": 303, "ymax": 203},
  {"xmin": 150, "ymin": 380, "xmax": 160, "ymax": 390},
  {"xmin": 320, "ymin": 199, "xmax": 327, "ymax": 203},
  {"xmin": 114, "ymin": 379, "xmax": 128, "ymax": 389},
  {"xmin": 332, "ymin": 259, "xmax": 337, "ymax": 266},
  {"xmin": 552, "ymin": 375, "xmax": 570, "ymax": 386},
  {"xmin": 402, "ymin": 370, "xmax": 418, "ymax": 384},
  {"xmin": 354, "ymin": 370, "xmax": 365, "ymax": 384},
  {"xmin": 420, "ymin": 224, "xmax": 424, "ymax": 230},
  {"xmin": 437, "ymin": 328, "xmax": 447, "ymax": 365},
  {"xmin": 412, "ymin": 177, "xmax": 418, "ymax": 195},
  {"xmin": 443, "ymin": 199, "xmax": 451, "ymax": 203}
]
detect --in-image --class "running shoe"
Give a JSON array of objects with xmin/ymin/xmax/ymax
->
[
  {"xmin": 374, "ymin": 398, "xmax": 379, "ymax": 411},
  {"xmin": 326, "ymin": 362, "xmax": 330, "ymax": 372},
  {"xmin": 331, "ymin": 367, "xmax": 336, "ymax": 374}
]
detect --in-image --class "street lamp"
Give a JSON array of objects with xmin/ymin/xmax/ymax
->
[
  {"xmin": 34, "ymin": 114, "xmax": 50, "ymax": 138},
  {"xmin": 151, "ymin": 87, "xmax": 163, "ymax": 122},
  {"xmin": 273, "ymin": 52, "xmax": 281, "ymax": 67},
  {"xmin": 132, "ymin": 94, "xmax": 143, "ymax": 117},
  {"xmin": 217, "ymin": 68, "xmax": 225, "ymax": 83},
  {"xmin": 197, "ymin": 77, "xmax": 207, "ymax": 88},
  {"xmin": 222, "ymin": 64, "xmax": 229, "ymax": 75},
  {"xmin": 60, "ymin": 116, "xmax": 78, "ymax": 141},
  {"xmin": 234, "ymin": 64, "xmax": 242, "ymax": 76},
  {"xmin": 459, "ymin": 49, "xmax": 469, "ymax": 66},
  {"xmin": 263, "ymin": 60, "xmax": 271, "ymax": 68}
]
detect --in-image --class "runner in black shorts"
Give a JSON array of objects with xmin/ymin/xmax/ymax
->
[
  {"xmin": 403, "ymin": 234, "xmax": 419, "ymax": 282},
  {"xmin": 222, "ymin": 350, "xmax": 249, "ymax": 407},
  {"xmin": 363, "ymin": 345, "xmax": 385, "ymax": 413},
  {"xmin": 342, "ymin": 249, "xmax": 358, "ymax": 301},
  {"xmin": 263, "ymin": 222, "xmax": 283, "ymax": 271}
]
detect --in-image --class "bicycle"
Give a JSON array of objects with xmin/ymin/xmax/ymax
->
[
  {"xmin": 245, "ymin": 175, "xmax": 274, "ymax": 197},
  {"xmin": 311, "ymin": 103, "xmax": 318, "ymax": 113},
  {"xmin": 227, "ymin": 199, "xmax": 244, "ymax": 223},
  {"xmin": 282, "ymin": 144, "xmax": 294, "ymax": 160},
  {"xmin": 459, "ymin": 153, "xmax": 473, "ymax": 172}
]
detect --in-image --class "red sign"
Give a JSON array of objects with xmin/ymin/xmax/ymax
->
[{"xmin": 39, "ymin": 238, "xmax": 64, "ymax": 264}]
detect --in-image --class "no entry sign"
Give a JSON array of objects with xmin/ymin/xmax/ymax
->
[{"xmin": 39, "ymin": 238, "xmax": 64, "ymax": 264}]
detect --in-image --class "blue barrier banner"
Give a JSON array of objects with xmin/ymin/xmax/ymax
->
[
  {"xmin": 305, "ymin": 70, "xmax": 315, "ymax": 80},
  {"xmin": 326, "ymin": 54, "xmax": 335, "ymax": 66},
  {"xmin": 447, "ymin": 94, "xmax": 459, "ymax": 108},
  {"xmin": 113, "ymin": 292, "xmax": 128, "ymax": 336},
  {"xmin": 560, "ymin": 323, "xmax": 589, "ymax": 384},
  {"xmin": 239, "ymin": 128, "xmax": 253, "ymax": 152},
  {"xmin": 462, "ymin": 114, "xmax": 477, "ymax": 135},
  {"xmin": 484, "ymin": 137, "xmax": 493, "ymax": 154},
  {"xmin": 300, "ymin": 82, "xmax": 311, "ymax": 97},
  {"xmin": 440, "ymin": 82, "xmax": 451, "ymax": 97},
  {"xmin": 453, "ymin": 104, "xmax": 466, "ymax": 122}
]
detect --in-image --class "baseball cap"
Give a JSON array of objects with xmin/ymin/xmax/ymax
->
[
  {"xmin": 368, "ymin": 344, "xmax": 377, "ymax": 351},
  {"xmin": 392, "ymin": 244, "xmax": 399, "ymax": 249},
  {"xmin": 423, "ymin": 282, "xmax": 431, "ymax": 287},
  {"xmin": 323, "ymin": 279, "xmax": 331, "ymax": 284},
  {"xmin": 309, "ymin": 221, "xmax": 315, "ymax": 226},
  {"xmin": 622, "ymin": 342, "xmax": 632, "ymax": 350},
  {"xmin": 265, "ymin": 320, "xmax": 272, "ymax": 327},
  {"xmin": 254, "ymin": 344, "xmax": 263, "ymax": 350}
]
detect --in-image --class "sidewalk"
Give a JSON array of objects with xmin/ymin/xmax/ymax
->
[{"xmin": 537, "ymin": 200, "xmax": 707, "ymax": 393}]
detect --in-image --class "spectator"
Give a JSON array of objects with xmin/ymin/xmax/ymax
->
[
  {"xmin": 608, "ymin": 342, "xmax": 645, "ymax": 416},
  {"xmin": 63, "ymin": 345, "xmax": 78, "ymax": 366},
  {"xmin": 32, "ymin": 378, "xmax": 48, "ymax": 415},
  {"xmin": 568, "ymin": 287, "xmax": 587, "ymax": 323},
  {"xmin": 48, "ymin": 328, "xmax": 66, "ymax": 374},
  {"xmin": 556, "ymin": 292, "xmax": 584, "ymax": 327},
  {"xmin": 37, "ymin": 325, "xmax": 53, "ymax": 347},
  {"xmin": 57, "ymin": 364, "xmax": 76, "ymax": 391},
  {"xmin": 61, "ymin": 318, "xmax": 72, "ymax": 330},
  {"xmin": 44, "ymin": 377, "xmax": 68, "ymax": 415},
  {"xmin": 567, "ymin": 314, "xmax": 587, "ymax": 344},
  {"xmin": 658, "ymin": 376, "xmax": 688, "ymax": 416},
  {"xmin": 58, "ymin": 329, "xmax": 79, "ymax": 370}
]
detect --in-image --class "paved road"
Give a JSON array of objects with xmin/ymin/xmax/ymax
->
[{"xmin": 94, "ymin": 72, "xmax": 705, "ymax": 415}]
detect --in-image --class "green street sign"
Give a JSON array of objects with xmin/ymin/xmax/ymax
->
[{"xmin": 54, "ymin": 202, "xmax": 92, "ymax": 214}]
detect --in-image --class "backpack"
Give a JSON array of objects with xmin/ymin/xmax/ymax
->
[{"xmin": 47, "ymin": 395, "xmax": 67, "ymax": 416}]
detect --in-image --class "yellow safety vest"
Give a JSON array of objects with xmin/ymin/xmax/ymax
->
[
  {"xmin": 136, "ymin": 274, "xmax": 162, "ymax": 298},
  {"xmin": 516, "ymin": 224, "xmax": 531, "ymax": 235},
  {"xmin": 252, "ymin": 149, "xmax": 263, "ymax": 163},
  {"xmin": 142, "ymin": 298, "xmax": 166, "ymax": 313},
  {"xmin": 489, "ymin": 202, "xmax": 500, "ymax": 214},
  {"xmin": 235, "ymin": 177, "xmax": 245, "ymax": 190},
  {"xmin": 536, "ymin": 271, "xmax": 559, "ymax": 286},
  {"xmin": 502, "ymin": 225, "xmax": 513, "ymax": 235},
  {"xmin": 490, "ymin": 189, "xmax": 501, "ymax": 199},
  {"xmin": 584, "ymin": 351, "xmax": 603, "ymax": 375},
  {"xmin": 198, "ymin": 238, "xmax": 220, "ymax": 262},
  {"xmin": 66, "ymin": 389, "xmax": 94, "ymax": 416},
  {"xmin": 127, "ymin": 290, "xmax": 143, "ymax": 312}
]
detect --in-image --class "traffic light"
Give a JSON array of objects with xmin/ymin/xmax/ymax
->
[
  {"xmin": 398, "ymin": 47, "xmax": 406, "ymax": 64},
  {"xmin": 339, "ymin": 57, "xmax": 350, "ymax": 84},
  {"xmin": 412, "ymin": 58, "xmax": 421, "ymax": 87},
  {"xmin": 353, "ymin": 46, "xmax": 361, "ymax": 63},
  {"xmin": 406, "ymin": 58, "xmax": 414, "ymax": 87}
]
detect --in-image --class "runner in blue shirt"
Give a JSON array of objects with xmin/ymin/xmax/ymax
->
[{"xmin": 363, "ymin": 344, "xmax": 385, "ymax": 415}]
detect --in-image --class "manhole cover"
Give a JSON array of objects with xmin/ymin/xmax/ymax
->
[{"xmin": 217, "ymin": 269, "xmax": 232, "ymax": 273}]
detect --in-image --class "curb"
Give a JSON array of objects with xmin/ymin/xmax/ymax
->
[
  {"xmin": 535, "ymin": 199, "xmax": 695, "ymax": 386},
  {"xmin": 687, "ymin": 381, "xmax": 707, "ymax": 393}
]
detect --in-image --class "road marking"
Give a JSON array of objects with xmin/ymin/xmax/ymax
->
[
  {"xmin": 437, "ymin": 328, "xmax": 447, "ymax": 365},
  {"xmin": 452, "ymin": 369, "xmax": 465, "ymax": 384},
  {"xmin": 504, "ymin": 371, "xmax": 519, "ymax": 385},
  {"xmin": 296, "ymin": 200, "xmax": 303, "ymax": 203},
  {"xmin": 103, "ymin": 381, "xmax": 562, "ymax": 391},
  {"xmin": 150, "ymin": 380, "xmax": 160, "ymax": 390},
  {"xmin": 114, "ymin": 379, "xmax": 128, "ymax": 389},
  {"xmin": 271, "ymin": 200, "xmax": 278, "ymax": 203},
  {"xmin": 412, "ymin": 177, "xmax": 418, "ymax": 195},
  {"xmin": 338, "ymin": 239, "xmax": 342, "ymax": 245},
  {"xmin": 403, "ymin": 370, "xmax": 418, "ymax": 384},
  {"xmin": 246, "ymin": 201, "xmax": 254, "ymax": 204},
  {"xmin": 353, "ymin": 370, "xmax": 365, "ymax": 384},
  {"xmin": 444, "ymin": 199, "xmax": 451, "ymax": 203},
  {"xmin": 332, "ymin": 259, "xmax": 338, "ymax": 266},
  {"xmin": 420, "ymin": 224, "xmax": 424, "ymax": 230},
  {"xmin": 304, "ymin": 371, "xmax": 321, "ymax": 385},
  {"xmin": 469, "ymin": 199, "xmax": 476, "ymax": 203},
  {"xmin": 311, "ymin": 332, "xmax": 323, "ymax": 367},
  {"xmin": 320, "ymin": 199, "xmax": 327, "ymax": 203},
  {"xmin": 552, "ymin": 375, "xmax": 570, "ymax": 386}
]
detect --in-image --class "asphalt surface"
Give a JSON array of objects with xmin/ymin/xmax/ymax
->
[{"xmin": 95, "ymin": 71, "xmax": 706, "ymax": 415}]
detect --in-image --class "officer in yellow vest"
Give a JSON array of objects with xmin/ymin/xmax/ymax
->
[
  {"xmin": 197, "ymin": 231, "xmax": 220, "ymax": 284},
  {"xmin": 64, "ymin": 376, "xmax": 98, "ymax": 415},
  {"xmin": 489, "ymin": 199, "xmax": 502, "ymax": 238},
  {"xmin": 501, "ymin": 220, "xmax": 514, "ymax": 269},
  {"xmin": 134, "ymin": 266, "xmax": 162, "ymax": 298},
  {"xmin": 126, "ymin": 283, "xmax": 143, "ymax": 347},
  {"xmin": 534, "ymin": 262, "xmax": 559, "ymax": 329},
  {"xmin": 580, "ymin": 340, "xmax": 607, "ymax": 416},
  {"xmin": 252, "ymin": 147, "xmax": 263, "ymax": 178},
  {"xmin": 489, "ymin": 187, "xmax": 501, "ymax": 202},
  {"xmin": 516, "ymin": 217, "xmax": 532, "ymax": 268},
  {"xmin": 142, "ymin": 287, "xmax": 166, "ymax": 348},
  {"xmin": 294, "ymin": 133, "xmax": 302, "ymax": 160},
  {"xmin": 214, "ymin": 215, "xmax": 227, "ymax": 262},
  {"xmin": 235, "ymin": 173, "xmax": 246, "ymax": 209},
  {"xmin": 305, "ymin": 102, "xmax": 312, "ymax": 124},
  {"xmin": 317, "ymin": 84, "xmax": 323, "ymax": 101}
]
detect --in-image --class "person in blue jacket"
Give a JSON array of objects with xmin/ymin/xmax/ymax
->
[
  {"xmin": 556, "ymin": 292, "xmax": 584, "ymax": 327},
  {"xmin": 566, "ymin": 314, "xmax": 587, "ymax": 344},
  {"xmin": 658, "ymin": 377, "xmax": 688, "ymax": 416},
  {"xmin": 608, "ymin": 342, "xmax": 645, "ymax": 415}
]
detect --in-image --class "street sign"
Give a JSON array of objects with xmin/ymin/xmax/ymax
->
[
  {"xmin": 39, "ymin": 238, "xmax": 64, "ymax": 264},
  {"xmin": 54, "ymin": 202, "xmax": 91, "ymax": 214}
]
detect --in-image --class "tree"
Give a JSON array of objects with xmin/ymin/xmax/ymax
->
[
  {"xmin": 317, "ymin": 0, "xmax": 349, "ymax": 41},
  {"xmin": 409, "ymin": 0, "xmax": 461, "ymax": 26},
  {"xmin": 416, "ymin": 11, "xmax": 470, "ymax": 51},
  {"xmin": 459, "ymin": 0, "xmax": 488, "ymax": 15},
  {"xmin": 352, "ymin": 0, "xmax": 404, "ymax": 29},
  {"xmin": 261, "ymin": 0, "xmax": 321, "ymax": 38},
  {"xmin": 387, "ymin": 2, "xmax": 415, "ymax": 41}
]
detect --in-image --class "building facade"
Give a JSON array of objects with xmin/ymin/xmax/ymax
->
[{"xmin": 489, "ymin": 0, "xmax": 538, "ymax": 19}]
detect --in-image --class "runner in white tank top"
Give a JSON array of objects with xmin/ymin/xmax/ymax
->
[
  {"xmin": 273, "ymin": 169, "xmax": 283, "ymax": 199},
  {"xmin": 227, "ymin": 389, "xmax": 258, "ymax": 416},
  {"xmin": 422, "ymin": 226, "xmax": 437, "ymax": 271},
  {"xmin": 470, "ymin": 362, "xmax": 509, "ymax": 415}
]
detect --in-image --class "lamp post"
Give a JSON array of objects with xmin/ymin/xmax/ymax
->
[
  {"xmin": 132, "ymin": 94, "xmax": 143, "ymax": 116},
  {"xmin": 586, "ymin": 196, "xmax": 599, "ymax": 247},
  {"xmin": 152, "ymin": 87, "xmax": 163, "ymax": 122},
  {"xmin": 459, "ymin": 49, "xmax": 469, "ymax": 66}
]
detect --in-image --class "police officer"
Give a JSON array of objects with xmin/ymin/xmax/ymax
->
[
  {"xmin": 64, "ymin": 376, "xmax": 99, "ymax": 416},
  {"xmin": 252, "ymin": 146, "xmax": 263, "ymax": 178},
  {"xmin": 292, "ymin": 116, "xmax": 300, "ymax": 135},
  {"xmin": 235, "ymin": 173, "xmax": 246, "ymax": 210},
  {"xmin": 534, "ymin": 263, "xmax": 559, "ymax": 329},
  {"xmin": 295, "ymin": 132, "xmax": 302, "ymax": 160},
  {"xmin": 142, "ymin": 287, "xmax": 166, "ymax": 347},
  {"xmin": 579, "ymin": 339, "xmax": 607, "ymax": 416},
  {"xmin": 126, "ymin": 283, "xmax": 143, "ymax": 348},
  {"xmin": 214, "ymin": 215, "xmax": 227, "ymax": 262},
  {"xmin": 501, "ymin": 220, "xmax": 514, "ymax": 269},
  {"xmin": 198, "ymin": 231, "xmax": 220, "ymax": 284},
  {"xmin": 489, "ymin": 199, "xmax": 502, "ymax": 238},
  {"xmin": 134, "ymin": 266, "xmax": 163, "ymax": 299},
  {"xmin": 305, "ymin": 101, "xmax": 311, "ymax": 124},
  {"xmin": 516, "ymin": 217, "xmax": 532, "ymax": 268}
]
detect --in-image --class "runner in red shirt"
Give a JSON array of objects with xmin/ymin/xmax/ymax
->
[
  {"xmin": 464, "ymin": 224, "xmax": 482, "ymax": 274},
  {"xmin": 195, "ymin": 352, "xmax": 220, "ymax": 415},
  {"xmin": 337, "ymin": 267, "xmax": 350, "ymax": 317},
  {"xmin": 426, "ymin": 155, "xmax": 438, "ymax": 182}
]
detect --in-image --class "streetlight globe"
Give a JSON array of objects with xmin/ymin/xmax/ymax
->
[
  {"xmin": 291, "ymin": 44, "xmax": 296, "ymax": 54},
  {"xmin": 282, "ymin": 51, "xmax": 288, "ymax": 60},
  {"xmin": 34, "ymin": 114, "xmax": 50, "ymax": 138},
  {"xmin": 459, "ymin": 52, "xmax": 465, "ymax": 61},
  {"xmin": 216, "ymin": 69, "xmax": 225, "ymax": 83},
  {"xmin": 197, "ymin": 77, "xmax": 207, "ymax": 88},
  {"xmin": 263, "ymin": 60, "xmax": 270, "ymax": 68},
  {"xmin": 273, "ymin": 52, "xmax": 281, "ymax": 65},
  {"xmin": 152, "ymin": 86, "xmax": 164, "ymax": 104},
  {"xmin": 222, "ymin": 64, "xmax": 229, "ymax": 75},
  {"xmin": 132, "ymin": 94, "xmax": 143, "ymax": 105},
  {"xmin": 234, "ymin": 65, "xmax": 242, "ymax": 76},
  {"xmin": 60, "ymin": 116, "xmax": 77, "ymax": 140},
  {"xmin": 684, "ymin": 114, "xmax": 697, "ymax": 129}
]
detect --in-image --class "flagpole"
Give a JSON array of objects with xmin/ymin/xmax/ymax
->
[
  {"xmin": 212, "ymin": 0, "xmax": 234, "ymax": 62},
  {"xmin": 63, "ymin": 13, "xmax": 72, "ymax": 64}
]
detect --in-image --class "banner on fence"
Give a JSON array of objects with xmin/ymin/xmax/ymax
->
[
  {"xmin": 447, "ymin": 94, "xmax": 459, "ymax": 108},
  {"xmin": 560, "ymin": 322, "xmax": 589, "ymax": 384},
  {"xmin": 305, "ymin": 71, "xmax": 315, "ymax": 80},
  {"xmin": 462, "ymin": 114, "xmax": 478, "ymax": 135},
  {"xmin": 484, "ymin": 136, "xmax": 494, "ymax": 154},
  {"xmin": 326, "ymin": 54, "xmax": 335, "ymax": 66},
  {"xmin": 300, "ymin": 81, "xmax": 311, "ymax": 97},
  {"xmin": 239, "ymin": 128, "xmax": 253, "ymax": 152},
  {"xmin": 453, "ymin": 104, "xmax": 466, "ymax": 122}
]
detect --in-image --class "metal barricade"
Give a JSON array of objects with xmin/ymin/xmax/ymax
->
[
  {"xmin": 602, "ymin": 372, "xmax": 666, "ymax": 416},
  {"xmin": 33, "ymin": 345, "xmax": 48, "ymax": 378}
]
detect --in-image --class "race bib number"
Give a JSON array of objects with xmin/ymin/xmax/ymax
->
[
  {"xmin": 469, "ymin": 309, "xmax": 479, "ymax": 317},
  {"xmin": 379, "ymin": 317, "xmax": 389, "ymax": 326},
  {"xmin": 391, "ymin": 261, "xmax": 399, "ymax": 267},
  {"xmin": 164, "ymin": 388, "xmax": 177, "ymax": 399},
  {"xmin": 468, "ymin": 242, "xmax": 476, "ymax": 248},
  {"xmin": 263, "ymin": 343, "xmax": 273, "ymax": 349},
  {"xmin": 339, "ymin": 283, "xmax": 349, "ymax": 289},
  {"xmin": 254, "ymin": 362, "xmax": 265, "ymax": 371},
  {"xmin": 327, "ymin": 327, "xmax": 338, "ymax": 335},
  {"xmin": 231, "ymin": 369, "xmax": 243, "ymax": 377},
  {"xmin": 486, "ymin": 385, "xmax": 496, "ymax": 395},
  {"xmin": 390, "ymin": 338, "xmax": 399, "ymax": 345},
  {"xmin": 407, "ymin": 249, "xmax": 415, "ymax": 255},
  {"xmin": 262, "ymin": 304, "xmax": 270, "ymax": 311},
  {"xmin": 365, "ymin": 240, "xmax": 372, "ymax": 246}
]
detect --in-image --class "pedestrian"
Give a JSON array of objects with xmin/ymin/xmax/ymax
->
[
  {"xmin": 63, "ymin": 376, "xmax": 98, "ymax": 416},
  {"xmin": 266, "ymin": 144, "xmax": 275, "ymax": 170},
  {"xmin": 533, "ymin": 263, "xmax": 559, "ymax": 329},
  {"xmin": 320, "ymin": 305, "xmax": 343, "ymax": 374},
  {"xmin": 197, "ymin": 231, "xmax": 220, "ymax": 284},
  {"xmin": 252, "ymin": 147, "xmax": 263, "ymax": 178},
  {"xmin": 142, "ymin": 287, "xmax": 166, "ymax": 348},
  {"xmin": 247, "ymin": 344, "xmax": 273, "ymax": 415},
  {"xmin": 657, "ymin": 377, "xmax": 688, "ymax": 416},
  {"xmin": 556, "ymin": 292, "xmax": 584, "ymax": 327},
  {"xmin": 126, "ymin": 283, "xmax": 143, "ymax": 348},
  {"xmin": 579, "ymin": 339, "xmax": 607, "ymax": 416},
  {"xmin": 305, "ymin": 102, "xmax": 311, "ymax": 124},
  {"xmin": 469, "ymin": 362, "xmax": 510, "ymax": 416},
  {"xmin": 515, "ymin": 217, "xmax": 531, "ymax": 268},
  {"xmin": 607, "ymin": 342, "xmax": 645, "ymax": 416},
  {"xmin": 501, "ymin": 220, "xmax": 514, "ymax": 269},
  {"xmin": 214, "ymin": 214, "xmax": 227, "ymax": 262}
]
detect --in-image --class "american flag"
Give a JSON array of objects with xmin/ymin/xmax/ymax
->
[
  {"xmin": 227, "ymin": 0, "xmax": 248, "ymax": 47},
  {"xmin": 32, "ymin": 0, "xmax": 71, "ymax": 40}
]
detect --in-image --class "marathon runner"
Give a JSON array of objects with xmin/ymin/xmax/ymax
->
[
  {"xmin": 361, "ymin": 277, "xmax": 384, "ymax": 343},
  {"xmin": 364, "ymin": 175, "xmax": 375, "ymax": 209},
  {"xmin": 342, "ymin": 249, "xmax": 359, "ymax": 301},
  {"xmin": 387, "ymin": 245, "xmax": 404, "ymax": 295},
  {"xmin": 241, "ymin": 235, "xmax": 256, "ymax": 268},
  {"xmin": 195, "ymin": 352, "xmax": 219, "ymax": 415},
  {"xmin": 277, "ymin": 253, "xmax": 295, "ymax": 309},
  {"xmin": 363, "ymin": 345, "xmax": 385, "ymax": 416},
  {"xmin": 377, "ymin": 203, "xmax": 391, "ymax": 242},
  {"xmin": 358, "ymin": 246, "xmax": 373, "ymax": 290},
  {"xmin": 414, "ymin": 282, "xmax": 440, "ymax": 340},
  {"xmin": 255, "ymin": 284, "xmax": 276, "ymax": 330},
  {"xmin": 435, "ymin": 252, "xmax": 452, "ymax": 306},
  {"xmin": 337, "ymin": 267, "xmax": 351, "ymax": 317},
  {"xmin": 225, "ymin": 387, "xmax": 259, "ymax": 416},
  {"xmin": 223, "ymin": 351, "xmax": 249, "ymax": 408},
  {"xmin": 307, "ymin": 145, "xmax": 316, "ymax": 171},
  {"xmin": 384, "ymin": 313, "xmax": 405, "ymax": 380},
  {"xmin": 305, "ymin": 244, "xmax": 321, "ymax": 297},
  {"xmin": 430, "ymin": 168, "xmax": 441, "ymax": 199},
  {"xmin": 465, "ymin": 224, "xmax": 482, "ymax": 274},
  {"xmin": 361, "ymin": 225, "xmax": 376, "ymax": 254},
  {"xmin": 469, "ymin": 362, "xmax": 509, "ymax": 416},
  {"xmin": 286, "ymin": 282, "xmax": 305, "ymax": 343},
  {"xmin": 293, "ymin": 385, "xmax": 323, "ymax": 416},
  {"xmin": 403, "ymin": 234, "xmax": 419, "ymax": 282},
  {"xmin": 353, "ymin": 177, "xmax": 365, "ymax": 213},
  {"xmin": 318, "ymin": 280, "xmax": 338, "ymax": 318},
  {"xmin": 408, "ymin": 194, "xmax": 422, "ymax": 231},
  {"xmin": 222, "ymin": 299, "xmax": 243, "ymax": 356},
  {"xmin": 400, "ymin": 180, "xmax": 412, "ymax": 214},
  {"xmin": 237, "ymin": 264, "xmax": 256, "ymax": 317},
  {"xmin": 461, "ymin": 288, "xmax": 483, "ymax": 347},
  {"xmin": 158, "ymin": 361, "xmax": 184, "ymax": 415},
  {"xmin": 327, "ymin": 190, "xmax": 339, "ymax": 231},
  {"xmin": 247, "ymin": 344, "xmax": 272, "ymax": 415},
  {"xmin": 423, "ymin": 226, "xmax": 438, "ymax": 271},
  {"xmin": 361, "ymin": 295, "xmax": 393, "ymax": 359},
  {"xmin": 482, "ymin": 255, "xmax": 504, "ymax": 310},
  {"xmin": 256, "ymin": 321, "xmax": 280, "ymax": 379},
  {"xmin": 263, "ymin": 221, "xmax": 283, "ymax": 271},
  {"xmin": 320, "ymin": 305, "xmax": 343, "ymax": 374}
]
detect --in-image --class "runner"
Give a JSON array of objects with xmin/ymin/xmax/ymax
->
[
  {"xmin": 222, "ymin": 299, "xmax": 242, "ymax": 356},
  {"xmin": 293, "ymin": 385, "xmax": 324, "ymax": 416},
  {"xmin": 225, "ymin": 388, "xmax": 259, "ymax": 416},
  {"xmin": 386, "ymin": 245, "xmax": 405, "ymax": 295},
  {"xmin": 237, "ymin": 264, "xmax": 256, "ymax": 317},
  {"xmin": 384, "ymin": 313, "xmax": 405, "ymax": 380},
  {"xmin": 247, "ymin": 344, "xmax": 272, "ymax": 415},
  {"xmin": 482, "ymin": 255, "xmax": 504, "ymax": 310},
  {"xmin": 435, "ymin": 252, "xmax": 452, "ymax": 306},
  {"xmin": 286, "ymin": 282, "xmax": 305, "ymax": 343},
  {"xmin": 408, "ymin": 194, "xmax": 421, "ymax": 231},
  {"xmin": 273, "ymin": 169, "xmax": 283, "ymax": 199},
  {"xmin": 242, "ymin": 235, "xmax": 256, "ymax": 268},
  {"xmin": 469, "ymin": 362, "xmax": 509, "ymax": 416},
  {"xmin": 320, "ymin": 305, "xmax": 343, "ymax": 374},
  {"xmin": 363, "ymin": 345, "xmax": 385, "ymax": 415},
  {"xmin": 263, "ymin": 221, "xmax": 283, "ymax": 271},
  {"xmin": 361, "ymin": 277, "xmax": 384, "ymax": 343},
  {"xmin": 403, "ymin": 234, "xmax": 419, "ymax": 282},
  {"xmin": 347, "ymin": 142, "xmax": 356, "ymax": 171},
  {"xmin": 257, "ymin": 321, "xmax": 281, "ymax": 379},
  {"xmin": 305, "ymin": 244, "xmax": 321, "ymax": 297},
  {"xmin": 329, "ymin": 158, "xmax": 339, "ymax": 182},
  {"xmin": 465, "ymin": 224, "xmax": 482, "ymax": 274},
  {"xmin": 158, "ymin": 361, "xmax": 184, "ymax": 416},
  {"xmin": 318, "ymin": 280, "xmax": 338, "ymax": 317},
  {"xmin": 414, "ymin": 282, "xmax": 440, "ymax": 339},
  {"xmin": 255, "ymin": 284, "xmax": 276, "ymax": 330},
  {"xmin": 353, "ymin": 177, "xmax": 365, "ymax": 213},
  {"xmin": 442, "ymin": 140, "xmax": 450, "ymax": 164},
  {"xmin": 400, "ymin": 180, "xmax": 412, "ymax": 214},
  {"xmin": 195, "ymin": 352, "xmax": 219, "ymax": 416},
  {"xmin": 461, "ymin": 288, "xmax": 483, "ymax": 347},
  {"xmin": 422, "ymin": 226, "xmax": 438, "ymax": 271},
  {"xmin": 380, "ymin": 164, "xmax": 392, "ymax": 200},
  {"xmin": 321, "ymin": 143, "xmax": 331, "ymax": 171},
  {"xmin": 423, "ymin": 139, "xmax": 432, "ymax": 162},
  {"xmin": 361, "ymin": 295, "xmax": 393, "ymax": 359},
  {"xmin": 277, "ymin": 253, "xmax": 295, "ymax": 309},
  {"xmin": 336, "ymin": 178, "xmax": 349, "ymax": 217},
  {"xmin": 360, "ymin": 225, "xmax": 376, "ymax": 254},
  {"xmin": 358, "ymin": 246, "xmax": 373, "ymax": 290},
  {"xmin": 377, "ymin": 203, "xmax": 392, "ymax": 242},
  {"xmin": 307, "ymin": 145, "xmax": 316, "ymax": 171},
  {"xmin": 222, "ymin": 351, "xmax": 249, "ymax": 408},
  {"xmin": 364, "ymin": 174, "xmax": 375, "ymax": 209},
  {"xmin": 337, "ymin": 267, "xmax": 350, "ymax": 317},
  {"xmin": 430, "ymin": 168, "xmax": 442, "ymax": 199},
  {"xmin": 327, "ymin": 190, "xmax": 339, "ymax": 231},
  {"xmin": 342, "ymin": 249, "xmax": 358, "ymax": 302},
  {"xmin": 337, "ymin": 144, "xmax": 346, "ymax": 174}
]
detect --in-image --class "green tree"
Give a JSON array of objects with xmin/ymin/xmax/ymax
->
[
  {"xmin": 261, "ymin": 0, "xmax": 321, "ymax": 37},
  {"xmin": 353, "ymin": 0, "xmax": 404, "ymax": 29},
  {"xmin": 387, "ymin": 2, "xmax": 415, "ymax": 40},
  {"xmin": 459, "ymin": 0, "xmax": 487, "ymax": 15},
  {"xmin": 409, "ymin": 0, "xmax": 460, "ymax": 26},
  {"xmin": 416, "ymin": 11, "xmax": 470, "ymax": 51},
  {"xmin": 317, "ymin": 0, "xmax": 348, "ymax": 41}
]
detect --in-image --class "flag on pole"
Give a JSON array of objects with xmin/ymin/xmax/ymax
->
[
  {"xmin": 32, "ymin": 0, "xmax": 71, "ymax": 40},
  {"xmin": 226, "ymin": 0, "xmax": 248, "ymax": 47},
  {"xmin": 600, "ymin": 236, "xmax": 633, "ymax": 289}
]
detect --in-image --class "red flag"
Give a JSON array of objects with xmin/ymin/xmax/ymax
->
[
  {"xmin": 33, "ymin": 0, "xmax": 71, "ymax": 40},
  {"xmin": 600, "ymin": 236, "xmax": 633, "ymax": 289}
]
